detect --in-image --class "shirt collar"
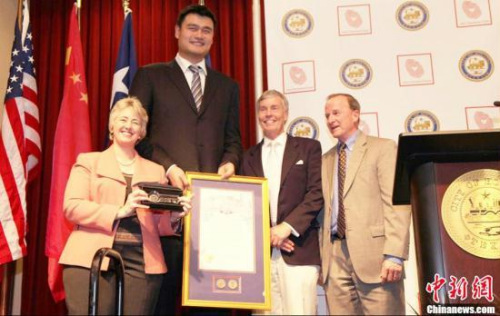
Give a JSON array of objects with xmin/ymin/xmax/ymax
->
[
  {"xmin": 175, "ymin": 53, "xmax": 207, "ymax": 76},
  {"xmin": 263, "ymin": 132, "xmax": 287, "ymax": 148},
  {"xmin": 339, "ymin": 130, "xmax": 359, "ymax": 152}
]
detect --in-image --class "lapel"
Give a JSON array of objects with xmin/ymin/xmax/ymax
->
[
  {"xmin": 132, "ymin": 155, "xmax": 156, "ymax": 186},
  {"xmin": 323, "ymin": 148, "xmax": 335, "ymax": 211},
  {"xmin": 198, "ymin": 67, "xmax": 218, "ymax": 116},
  {"xmin": 95, "ymin": 147, "xmax": 158, "ymax": 187},
  {"xmin": 247, "ymin": 141, "xmax": 265, "ymax": 177},
  {"xmin": 95, "ymin": 147, "xmax": 126, "ymax": 184},
  {"xmin": 165, "ymin": 61, "xmax": 199, "ymax": 114},
  {"xmin": 321, "ymin": 148, "xmax": 335, "ymax": 230},
  {"xmin": 344, "ymin": 131, "xmax": 367, "ymax": 196},
  {"xmin": 280, "ymin": 135, "xmax": 299, "ymax": 186}
]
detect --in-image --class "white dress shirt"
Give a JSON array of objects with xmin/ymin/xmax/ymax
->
[
  {"xmin": 261, "ymin": 133, "xmax": 298, "ymax": 236},
  {"xmin": 262, "ymin": 133, "xmax": 286, "ymax": 226},
  {"xmin": 165, "ymin": 54, "xmax": 208, "ymax": 177},
  {"xmin": 175, "ymin": 53, "xmax": 207, "ymax": 93}
]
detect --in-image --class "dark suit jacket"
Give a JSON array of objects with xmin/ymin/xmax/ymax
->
[
  {"xmin": 130, "ymin": 60, "xmax": 242, "ymax": 173},
  {"xmin": 240, "ymin": 135, "xmax": 323, "ymax": 265}
]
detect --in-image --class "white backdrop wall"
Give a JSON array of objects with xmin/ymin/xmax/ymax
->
[
  {"xmin": 262, "ymin": 0, "xmax": 500, "ymax": 314},
  {"xmin": 263, "ymin": 0, "xmax": 500, "ymax": 146}
]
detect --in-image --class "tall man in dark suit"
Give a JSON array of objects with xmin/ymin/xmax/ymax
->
[
  {"xmin": 129, "ymin": 5, "xmax": 242, "ymax": 314},
  {"xmin": 240, "ymin": 90, "xmax": 323, "ymax": 315}
]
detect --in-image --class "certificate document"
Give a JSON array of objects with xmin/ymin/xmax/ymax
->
[
  {"xmin": 198, "ymin": 188, "xmax": 256, "ymax": 272},
  {"xmin": 183, "ymin": 172, "xmax": 271, "ymax": 310}
]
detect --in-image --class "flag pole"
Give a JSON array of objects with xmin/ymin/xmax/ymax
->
[
  {"xmin": 199, "ymin": 0, "xmax": 205, "ymax": 5},
  {"xmin": 0, "ymin": 262, "xmax": 16, "ymax": 315},
  {"xmin": 17, "ymin": 0, "xmax": 22, "ymax": 29}
]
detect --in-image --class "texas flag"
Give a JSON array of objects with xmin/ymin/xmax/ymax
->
[{"xmin": 109, "ymin": 9, "xmax": 137, "ymax": 108}]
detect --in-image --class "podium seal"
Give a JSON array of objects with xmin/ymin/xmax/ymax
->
[{"xmin": 441, "ymin": 169, "xmax": 500, "ymax": 259}]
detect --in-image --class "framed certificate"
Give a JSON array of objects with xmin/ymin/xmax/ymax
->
[{"xmin": 182, "ymin": 172, "xmax": 271, "ymax": 310}]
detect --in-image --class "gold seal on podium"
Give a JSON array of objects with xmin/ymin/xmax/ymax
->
[{"xmin": 441, "ymin": 169, "xmax": 500, "ymax": 259}]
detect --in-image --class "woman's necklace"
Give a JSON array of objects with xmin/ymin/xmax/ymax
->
[{"xmin": 117, "ymin": 156, "xmax": 136, "ymax": 167}]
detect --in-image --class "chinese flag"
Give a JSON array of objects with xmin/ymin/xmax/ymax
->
[{"xmin": 45, "ymin": 4, "xmax": 92, "ymax": 302}]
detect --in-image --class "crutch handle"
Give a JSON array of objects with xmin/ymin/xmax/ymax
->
[{"xmin": 89, "ymin": 248, "xmax": 125, "ymax": 316}]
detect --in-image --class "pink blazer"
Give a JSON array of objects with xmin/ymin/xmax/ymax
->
[{"xmin": 59, "ymin": 147, "xmax": 175, "ymax": 274}]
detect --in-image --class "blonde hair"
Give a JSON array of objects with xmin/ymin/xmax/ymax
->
[{"xmin": 108, "ymin": 97, "xmax": 148, "ymax": 140}]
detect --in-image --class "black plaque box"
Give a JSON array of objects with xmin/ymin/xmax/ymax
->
[{"xmin": 137, "ymin": 182, "xmax": 184, "ymax": 211}]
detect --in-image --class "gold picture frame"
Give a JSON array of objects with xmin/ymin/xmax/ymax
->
[{"xmin": 182, "ymin": 172, "xmax": 271, "ymax": 310}]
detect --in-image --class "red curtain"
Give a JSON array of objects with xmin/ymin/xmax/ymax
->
[{"xmin": 23, "ymin": 0, "xmax": 256, "ymax": 314}]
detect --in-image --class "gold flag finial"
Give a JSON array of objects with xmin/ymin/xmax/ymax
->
[
  {"xmin": 123, "ymin": 0, "xmax": 131, "ymax": 14},
  {"xmin": 75, "ymin": 0, "xmax": 82, "ymax": 29},
  {"xmin": 199, "ymin": 0, "xmax": 205, "ymax": 6},
  {"xmin": 17, "ymin": 0, "xmax": 22, "ymax": 29}
]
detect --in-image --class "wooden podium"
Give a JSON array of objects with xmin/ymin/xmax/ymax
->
[{"xmin": 393, "ymin": 130, "xmax": 500, "ymax": 312}]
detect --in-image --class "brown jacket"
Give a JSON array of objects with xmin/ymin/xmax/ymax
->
[{"xmin": 319, "ymin": 131, "xmax": 411, "ymax": 284}]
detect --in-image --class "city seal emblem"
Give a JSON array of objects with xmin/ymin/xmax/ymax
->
[
  {"xmin": 441, "ymin": 169, "xmax": 500, "ymax": 259},
  {"xmin": 404, "ymin": 110, "xmax": 440, "ymax": 132},
  {"xmin": 339, "ymin": 59, "xmax": 373, "ymax": 89},
  {"xmin": 459, "ymin": 50, "xmax": 494, "ymax": 82},
  {"xmin": 287, "ymin": 116, "xmax": 319, "ymax": 139},
  {"xmin": 282, "ymin": 9, "xmax": 314, "ymax": 38},
  {"xmin": 396, "ymin": 1, "xmax": 430, "ymax": 31}
]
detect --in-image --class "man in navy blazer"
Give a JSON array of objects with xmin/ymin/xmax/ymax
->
[
  {"xmin": 129, "ymin": 4, "xmax": 242, "ymax": 314},
  {"xmin": 240, "ymin": 90, "xmax": 323, "ymax": 315}
]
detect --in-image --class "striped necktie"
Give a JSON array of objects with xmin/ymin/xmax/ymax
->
[
  {"xmin": 189, "ymin": 65, "xmax": 202, "ymax": 111},
  {"xmin": 337, "ymin": 142, "xmax": 347, "ymax": 238}
]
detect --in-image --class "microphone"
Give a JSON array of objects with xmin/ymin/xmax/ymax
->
[{"xmin": 494, "ymin": 101, "xmax": 500, "ymax": 107}]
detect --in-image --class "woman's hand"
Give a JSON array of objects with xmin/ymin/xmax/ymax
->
[
  {"xmin": 116, "ymin": 189, "xmax": 149, "ymax": 219},
  {"xmin": 170, "ymin": 195, "xmax": 192, "ymax": 223}
]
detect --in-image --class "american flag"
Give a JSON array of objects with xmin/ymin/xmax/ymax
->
[{"xmin": 0, "ymin": 0, "xmax": 40, "ymax": 265}]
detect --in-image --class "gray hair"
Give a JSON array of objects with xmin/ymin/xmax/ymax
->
[{"xmin": 257, "ymin": 89, "xmax": 289, "ymax": 111}]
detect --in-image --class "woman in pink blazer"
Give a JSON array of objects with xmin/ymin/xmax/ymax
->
[{"xmin": 59, "ymin": 97, "xmax": 190, "ymax": 315}]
